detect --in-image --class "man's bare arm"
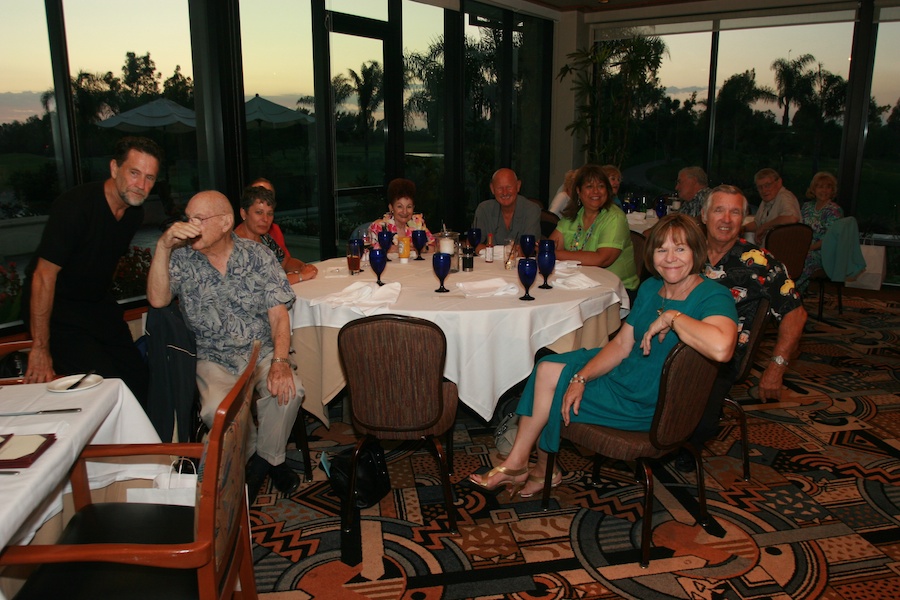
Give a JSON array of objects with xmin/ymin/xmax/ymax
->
[
  {"xmin": 758, "ymin": 305, "xmax": 807, "ymax": 401},
  {"xmin": 25, "ymin": 258, "xmax": 61, "ymax": 383}
]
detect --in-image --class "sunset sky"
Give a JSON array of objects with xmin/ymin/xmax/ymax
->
[{"xmin": 1, "ymin": 0, "xmax": 898, "ymax": 125}]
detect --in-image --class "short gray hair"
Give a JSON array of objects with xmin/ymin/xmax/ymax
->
[
  {"xmin": 754, "ymin": 167, "xmax": 780, "ymax": 183},
  {"xmin": 679, "ymin": 166, "xmax": 708, "ymax": 187},
  {"xmin": 703, "ymin": 184, "xmax": 748, "ymax": 216}
]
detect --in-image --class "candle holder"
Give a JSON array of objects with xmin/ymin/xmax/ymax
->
[{"xmin": 436, "ymin": 231, "xmax": 460, "ymax": 273}]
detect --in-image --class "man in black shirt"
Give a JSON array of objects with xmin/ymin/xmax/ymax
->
[{"xmin": 23, "ymin": 137, "xmax": 162, "ymax": 407}]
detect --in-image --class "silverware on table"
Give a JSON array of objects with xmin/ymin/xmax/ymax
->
[
  {"xmin": 0, "ymin": 471, "xmax": 20, "ymax": 475},
  {"xmin": 0, "ymin": 408, "xmax": 82, "ymax": 417},
  {"xmin": 66, "ymin": 370, "xmax": 96, "ymax": 390}
]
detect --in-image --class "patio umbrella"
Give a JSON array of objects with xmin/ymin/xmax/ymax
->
[
  {"xmin": 245, "ymin": 94, "xmax": 314, "ymax": 128},
  {"xmin": 98, "ymin": 98, "xmax": 196, "ymax": 133}
]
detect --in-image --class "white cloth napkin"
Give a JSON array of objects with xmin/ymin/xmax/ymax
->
[
  {"xmin": 310, "ymin": 281, "xmax": 401, "ymax": 316},
  {"xmin": 0, "ymin": 421, "xmax": 70, "ymax": 436},
  {"xmin": 455, "ymin": 278, "xmax": 519, "ymax": 298},
  {"xmin": 553, "ymin": 272, "xmax": 601, "ymax": 290},
  {"xmin": 555, "ymin": 260, "xmax": 582, "ymax": 271}
]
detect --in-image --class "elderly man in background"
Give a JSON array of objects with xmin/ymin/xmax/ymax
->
[
  {"xmin": 744, "ymin": 167, "xmax": 800, "ymax": 243},
  {"xmin": 148, "ymin": 190, "xmax": 303, "ymax": 501},
  {"xmin": 472, "ymin": 168, "xmax": 541, "ymax": 252},
  {"xmin": 675, "ymin": 166, "xmax": 711, "ymax": 219},
  {"xmin": 676, "ymin": 185, "xmax": 807, "ymax": 472},
  {"xmin": 23, "ymin": 136, "xmax": 161, "ymax": 407}
]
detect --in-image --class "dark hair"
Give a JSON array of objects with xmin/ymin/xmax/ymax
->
[
  {"xmin": 644, "ymin": 214, "xmax": 707, "ymax": 278},
  {"xmin": 112, "ymin": 136, "xmax": 164, "ymax": 166},
  {"xmin": 562, "ymin": 164, "xmax": 612, "ymax": 220},
  {"xmin": 240, "ymin": 185, "xmax": 277, "ymax": 211},
  {"xmin": 387, "ymin": 178, "xmax": 416, "ymax": 205}
]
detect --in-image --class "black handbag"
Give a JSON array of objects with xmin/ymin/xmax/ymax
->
[{"xmin": 328, "ymin": 440, "xmax": 391, "ymax": 509}]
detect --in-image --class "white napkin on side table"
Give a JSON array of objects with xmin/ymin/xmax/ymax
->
[{"xmin": 455, "ymin": 278, "xmax": 519, "ymax": 298}]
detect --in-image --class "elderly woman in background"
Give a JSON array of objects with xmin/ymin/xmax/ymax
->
[
  {"xmin": 796, "ymin": 171, "xmax": 843, "ymax": 292},
  {"xmin": 468, "ymin": 214, "xmax": 738, "ymax": 498},
  {"xmin": 548, "ymin": 169, "xmax": 577, "ymax": 219},
  {"xmin": 550, "ymin": 164, "xmax": 639, "ymax": 298},
  {"xmin": 601, "ymin": 164, "xmax": 623, "ymax": 209},
  {"xmin": 368, "ymin": 178, "xmax": 435, "ymax": 252},
  {"xmin": 235, "ymin": 184, "xmax": 317, "ymax": 284}
]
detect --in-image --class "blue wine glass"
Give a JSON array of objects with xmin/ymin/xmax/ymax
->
[
  {"xmin": 537, "ymin": 248, "xmax": 555, "ymax": 289},
  {"xmin": 520, "ymin": 234, "xmax": 536, "ymax": 258},
  {"xmin": 411, "ymin": 229, "xmax": 428, "ymax": 260},
  {"xmin": 466, "ymin": 228, "xmax": 482, "ymax": 250},
  {"xmin": 377, "ymin": 230, "xmax": 394, "ymax": 259},
  {"xmin": 518, "ymin": 258, "xmax": 537, "ymax": 301},
  {"xmin": 369, "ymin": 248, "xmax": 387, "ymax": 286},
  {"xmin": 433, "ymin": 252, "xmax": 451, "ymax": 293}
]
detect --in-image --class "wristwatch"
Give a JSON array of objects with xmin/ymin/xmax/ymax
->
[{"xmin": 771, "ymin": 355, "xmax": 789, "ymax": 367}]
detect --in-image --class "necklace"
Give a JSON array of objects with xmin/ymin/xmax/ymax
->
[
  {"xmin": 568, "ymin": 212, "xmax": 597, "ymax": 251},
  {"xmin": 657, "ymin": 275, "xmax": 699, "ymax": 316}
]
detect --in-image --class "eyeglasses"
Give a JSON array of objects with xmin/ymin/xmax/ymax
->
[
  {"xmin": 756, "ymin": 180, "xmax": 778, "ymax": 191},
  {"xmin": 184, "ymin": 213, "xmax": 229, "ymax": 226}
]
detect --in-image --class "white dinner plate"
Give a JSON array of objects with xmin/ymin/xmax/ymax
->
[{"xmin": 47, "ymin": 374, "xmax": 104, "ymax": 393}]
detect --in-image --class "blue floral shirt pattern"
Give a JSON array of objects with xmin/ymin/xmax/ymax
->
[{"xmin": 169, "ymin": 234, "xmax": 295, "ymax": 373}]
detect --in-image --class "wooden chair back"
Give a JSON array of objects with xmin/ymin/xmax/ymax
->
[{"xmin": 764, "ymin": 223, "xmax": 813, "ymax": 281}]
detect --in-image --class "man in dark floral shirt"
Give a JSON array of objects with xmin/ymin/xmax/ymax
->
[{"xmin": 683, "ymin": 185, "xmax": 807, "ymax": 463}]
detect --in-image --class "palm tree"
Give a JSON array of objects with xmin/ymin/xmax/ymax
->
[
  {"xmin": 714, "ymin": 69, "xmax": 776, "ymax": 172},
  {"xmin": 771, "ymin": 53, "xmax": 815, "ymax": 128},
  {"xmin": 346, "ymin": 60, "xmax": 384, "ymax": 158},
  {"xmin": 558, "ymin": 31, "xmax": 668, "ymax": 165}
]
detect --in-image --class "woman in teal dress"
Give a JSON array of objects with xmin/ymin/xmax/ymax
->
[
  {"xmin": 469, "ymin": 214, "xmax": 738, "ymax": 498},
  {"xmin": 550, "ymin": 164, "xmax": 639, "ymax": 296},
  {"xmin": 797, "ymin": 171, "xmax": 843, "ymax": 292}
]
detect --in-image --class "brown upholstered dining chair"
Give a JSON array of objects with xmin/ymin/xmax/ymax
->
[
  {"xmin": 0, "ymin": 339, "xmax": 32, "ymax": 384},
  {"xmin": 630, "ymin": 230, "xmax": 648, "ymax": 282},
  {"xmin": 0, "ymin": 342, "xmax": 261, "ymax": 600},
  {"xmin": 721, "ymin": 297, "xmax": 770, "ymax": 482},
  {"xmin": 539, "ymin": 342, "xmax": 721, "ymax": 567},
  {"xmin": 763, "ymin": 223, "xmax": 813, "ymax": 282},
  {"xmin": 540, "ymin": 210, "xmax": 560, "ymax": 239},
  {"xmin": 337, "ymin": 314, "xmax": 459, "ymax": 533}
]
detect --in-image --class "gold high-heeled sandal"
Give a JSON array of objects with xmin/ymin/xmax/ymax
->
[
  {"xmin": 468, "ymin": 465, "xmax": 529, "ymax": 495},
  {"xmin": 518, "ymin": 469, "xmax": 562, "ymax": 499}
]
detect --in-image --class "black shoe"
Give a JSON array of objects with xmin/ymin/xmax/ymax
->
[
  {"xmin": 270, "ymin": 462, "xmax": 301, "ymax": 495},
  {"xmin": 673, "ymin": 450, "xmax": 696, "ymax": 474},
  {"xmin": 246, "ymin": 454, "xmax": 271, "ymax": 504}
]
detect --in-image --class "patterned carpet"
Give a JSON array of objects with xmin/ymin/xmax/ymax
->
[{"xmin": 250, "ymin": 293, "xmax": 900, "ymax": 599}]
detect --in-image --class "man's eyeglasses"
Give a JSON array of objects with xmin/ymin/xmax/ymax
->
[
  {"xmin": 756, "ymin": 180, "xmax": 778, "ymax": 191},
  {"xmin": 184, "ymin": 213, "xmax": 229, "ymax": 226}
]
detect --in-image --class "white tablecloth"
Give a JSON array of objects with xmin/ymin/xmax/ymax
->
[
  {"xmin": 627, "ymin": 212, "xmax": 659, "ymax": 234},
  {"xmin": 291, "ymin": 256, "xmax": 629, "ymax": 422},
  {"xmin": 0, "ymin": 379, "xmax": 166, "ymax": 549}
]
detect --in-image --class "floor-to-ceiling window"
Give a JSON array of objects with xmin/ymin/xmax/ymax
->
[
  {"xmin": 462, "ymin": 1, "xmax": 552, "ymax": 220},
  {"xmin": 0, "ymin": 0, "xmax": 195, "ymax": 329},
  {"xmin": 859, "ymin": 10, "xmax": 900, "ymax": 282},
  {"xmin": 241, "ymin": 0, "xmax": 319, "ymax": 262},
  {"xmin": 402, "ymin": 0, "xmax": 445, "ymax": 231},
  {"xmin": 0, "ymin": 3, "xmax": 56, "ymax": 327}
]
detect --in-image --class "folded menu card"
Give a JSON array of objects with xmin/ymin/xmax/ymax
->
[{"xmin": 0, "ymin": 433, "xmax": 56, "ymax": 467}]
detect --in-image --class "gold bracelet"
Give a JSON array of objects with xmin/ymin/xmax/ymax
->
[
  {"xmin": 271, "ymin": 357, "xmax": 291, "ymax": 365},
  {"xmin": 670, "ymin": 311, "xmax": 683, "ymax": 329}
]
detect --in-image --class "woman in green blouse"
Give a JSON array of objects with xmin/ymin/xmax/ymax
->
[{"xmin": 550, "ymin": 164, "xmax": 639, "ymax": 295}]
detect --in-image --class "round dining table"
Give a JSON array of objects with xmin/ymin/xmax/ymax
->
[{"xmin": 290, "ymin": 254, "xmax": 629, "ymax": 424}]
